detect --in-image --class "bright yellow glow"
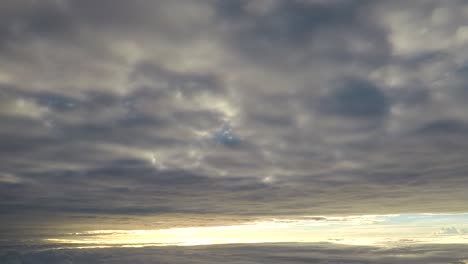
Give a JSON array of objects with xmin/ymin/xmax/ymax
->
[{"xmin": 44, "ymin": 214, "xmax": 468, "ymax": 248}]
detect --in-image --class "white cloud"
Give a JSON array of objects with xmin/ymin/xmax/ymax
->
[{"xmin": 436, "ymin": 227, "xmax": 467, "ymax": 236}]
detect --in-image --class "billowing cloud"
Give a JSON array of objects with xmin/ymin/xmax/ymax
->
[{"xmin": 0, "ymin": 0, "xmax": 468, "ymax": 240}]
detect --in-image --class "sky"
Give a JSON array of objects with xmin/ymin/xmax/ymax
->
[{"xmin": 1, "ymin": 0, "xmax": 468, "ymax": 262}]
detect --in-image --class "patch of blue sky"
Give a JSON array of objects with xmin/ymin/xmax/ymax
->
[{"xmin": 380, "ymin": 213, "xmax": 468, "ymax": 225}]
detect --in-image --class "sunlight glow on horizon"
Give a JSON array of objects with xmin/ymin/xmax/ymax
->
[{"xmin": 44, "ymin": 213, "xmax": 468, "ymax": 248}]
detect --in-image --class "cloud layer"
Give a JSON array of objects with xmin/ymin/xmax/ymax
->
[
  {"xmin": 2, "ymin": 243, "xmax": 468, "ymax": 264},
  {"xmin": 1, "ymin": 0, "xmax": 468, "ymax": 232}
]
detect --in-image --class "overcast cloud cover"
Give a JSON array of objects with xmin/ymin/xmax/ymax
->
[{"xmin": 1, "ymin": 0, "xmax": 468, "ymax": 259}]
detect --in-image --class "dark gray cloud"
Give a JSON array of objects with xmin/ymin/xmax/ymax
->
[
  {"xmin": 318, "ymin": 78, "xmax": 389, "ymax": 118},
  {"xmin": 220, "ymin": 0, "xmax": 390, "ymax": 67},
  {"xmin": 0, "ymin": 0, "xmax": 468, "ymax": 238}
]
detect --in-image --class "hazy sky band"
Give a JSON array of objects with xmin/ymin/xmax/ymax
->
[{"xmin": 41, "ymin": 214, "xmax": 468, "ymax": 248}]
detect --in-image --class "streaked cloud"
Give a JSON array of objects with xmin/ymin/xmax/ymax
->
[{"xmin": 3, "ymin": 243, "xmax": 468, "ymax": 264}]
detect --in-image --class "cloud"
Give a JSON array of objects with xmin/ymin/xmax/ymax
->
[
  {"xmin": 318, "ymin": 78, "xmax": 389, "ymax": 118},
  {"xmin": 436, "ymin": 227, "xmax": 468, "ymax": 236},
  {"xmin": 415, "ymin": 120, "xmax": 468, "ymax": 135},
  {"xmin": 0, "ymin": 173, "xmax": 22, "ymax": 184},
  {"xmin": 0, "ymin": 0, "xmax": 468, "ymax": 235},
  {"xmin": 2, "ymin": 243, "xmax": 468, "ymax": 264}
]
